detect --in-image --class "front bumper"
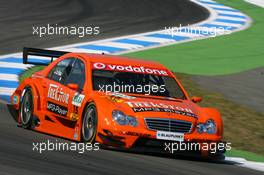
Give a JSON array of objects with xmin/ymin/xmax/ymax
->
[
  {"xmin": 132, "ymin": 138, "xmax": 226, "ymax": 157},
  {"xmin": 97, "ymin": 126, "xmax": 224, "ymax": 157}
]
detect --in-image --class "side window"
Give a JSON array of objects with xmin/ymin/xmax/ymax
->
[
  {"xmin": 65, "ymin": 59, "xmax": 86, "ymax": 90},
  {"xmin": 48, "ymin": 58, "xmax": 75, "ymax": 84}
]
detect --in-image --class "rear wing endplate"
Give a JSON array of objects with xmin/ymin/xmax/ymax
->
[{"xmin": 23, "ymin": 47, "xmax": 69, "ymax": 66}]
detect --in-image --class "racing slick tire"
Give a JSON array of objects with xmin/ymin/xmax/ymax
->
[
  {"xmin": 19, "ymin": 87, "xmax": 34, "ymax": 129},
  {"xmin": 81, "ymin": 103, "xmax": 98, "ymax": 143}
]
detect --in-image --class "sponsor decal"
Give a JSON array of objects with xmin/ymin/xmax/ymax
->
[
  {"xmin": 48, "ymin": 84, "xmax": 69, "ymax": 104},
  {"xmin": 47, "ymin": 101, "xmax": 68, "ymax": 116},
  {"xmin": 125, "ymin": 101, "xmax": 193, "ymax": 113},
  {"xmin": 13, "ymin": 95, "xmax": 19, "ymax": 104},
  {"xmin": 108, "ymin": 96, "xmax": 124, "ymax": 103},
  {"xmin": 74, "ymin": 127, "xmax": 79, "ymax": 140},
  {"xmin": 125, "ymin": 101, "xmax": 197, "ymax": 118},
  {"xmin": 92, "ymin": 62, "xmax": 170, "ymax": 76},
  {"xmin": 132, "ymin": 107, "xmax": 197, "ymax": 118},
  {"xmin": 74, "ymin": 132, "xmax": 78, "ymax": 140},
  {"xmin": 54, "ymin": 69, "xmax": 63, "ymax": 76},
  {"xmin": 72, "ymin": 93, "xmax": 85, "ymax": 107},
  {"xmin": 70, "ymin": 113, "xmax": 79, "ymax": 121},
  {"xmin": 156, "ymin": 131, "xmax": 184, "ymax": 142}
]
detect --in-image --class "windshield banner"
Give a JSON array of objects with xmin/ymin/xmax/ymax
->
[{"xmin": 92, "ymin": 62, "xmax": 173, "ymax": 77}]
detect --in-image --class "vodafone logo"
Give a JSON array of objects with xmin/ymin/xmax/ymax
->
[
  {"xmin": 92, "ymin": 62, "xmax": 170, "ymax": 76},
  {"xmin": 93, "ymin": 62, "xmax": 106, "ymax": 69}
]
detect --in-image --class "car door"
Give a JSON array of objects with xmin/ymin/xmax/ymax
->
[
  {"xmin": 43, "ymin": 58, "xmax": 80, "ymax": 120},
  {"xmin": 63, "ymin": 58, "xmax": 86, "ymax": 121}
]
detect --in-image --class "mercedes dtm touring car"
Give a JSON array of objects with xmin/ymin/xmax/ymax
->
[{"xmin": 10, "ymin": 48, "xmax": 225, "ymax": 158}]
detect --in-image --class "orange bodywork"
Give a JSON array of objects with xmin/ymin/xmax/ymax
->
[{"xmin": 10, "ymin": 53, "xmax": 224, "ymax": 156}]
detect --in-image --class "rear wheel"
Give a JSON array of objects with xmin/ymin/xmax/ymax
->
[
  {"xmin": 20, "ymin": 88, "xmax": 34, "ymax": 128},
  {"xmin": 81, "ymin": 103, "xmax": 98, "ymax": 143}
]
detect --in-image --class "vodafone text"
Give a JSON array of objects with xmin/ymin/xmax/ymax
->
[{"xmin": 92, "ymin": 62, "xmax": 169, "ymax": 76}]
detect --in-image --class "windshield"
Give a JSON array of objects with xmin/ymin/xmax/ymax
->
[
  {"xmin": 92, "ymin": 70, "xmax": 186, "ymax": 99},
  {"xmin": 92, "ymin": 70, "xmax": 185, "ymax": 99}
]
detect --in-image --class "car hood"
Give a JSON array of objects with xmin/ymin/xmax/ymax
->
[{"xmin": 93, "ymin": 92, "xmax": 199, "ymax": 120}]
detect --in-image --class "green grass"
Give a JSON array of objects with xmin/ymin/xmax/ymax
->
[
  {"xmin": 226, "ymin": 150, "xmax": 264, "ymax": 162},
  {"xmin": 123, "ymin": 0, "xmax": 264, "ymax": 75},
  {"xmin": 19, "ymin": 66, "xmax": 44, "ymax": 82}
]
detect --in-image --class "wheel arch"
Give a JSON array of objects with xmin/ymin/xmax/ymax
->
[
  {"xmin": 12, "ymin": 78, "xmax": 42, "ymax": 120},
  {"xmin": 20, "ymin": 80, "xmax": 41, "ymax": 112}
]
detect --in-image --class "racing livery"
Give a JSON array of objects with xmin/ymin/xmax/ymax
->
[{"xmin": 10, "ymin": 48, "xmax": 224, "ymax": 158}]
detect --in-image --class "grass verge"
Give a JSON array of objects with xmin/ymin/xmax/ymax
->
[
  {"xmin": 226, "ymin": 149, "xmax": 264, "ymax": 162},
  {"xmin": 19, "ymin": 66, "xmax": 44, "ymax": 82},
  {"xmin": 123, "ymin": 0, "xmax": 264, "ymax": 75}
]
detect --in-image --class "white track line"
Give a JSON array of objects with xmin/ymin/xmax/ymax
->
[
  {"xmin": 0, "ymin": 87, "xmax": 16, "ymax": 95},
  {"xmin": 226, "ymin": 157, "xmax": 264, "ymax": 172},
  {"xmin": 245, "ymin": 0, "xmax": 264, "ymax": 8},
  {"xmin": 59, "ymin": 48, "xmax": 110, "ymax": 54},
  {"xmin": 0, "ymin": 62, "xmax": 31, "ymax": 69},
  {"xmin": 27, "ymin": 55, "xmax": 54, "ymax": 60},
  {"xmin": 217, "ymin": 16, "xmax": 248, "ymax": 21},
  {"xmin": 0, "ymin": 74, "xmax": 18, "ymax": 81},
  {"xmin": 199, "ymin": 0, "xmax": 215, "ymax": 2},
  {"xmin": 130, "ymin": 36, "xmax": 175, "ymax": 43},
  {"xmin": 216, "ymin": 10, "xmax": 245, "ymax": 16},
  {"xmin": 208, "ymin": 4, "xmax": 236, "ymax": 10},
  {"xmin": 92, "ymin": 42, "xmax": 143, "ymax": 49},
  {"xmin": 209, "ymin": 21, "xmax": 243, "ymax": 27},
  {"xmin": 160, "ymin": 30, "xmax": 203, "ymax": 37}
]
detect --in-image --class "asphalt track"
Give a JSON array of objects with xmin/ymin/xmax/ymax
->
[
  {"xmin": 1, "ymin": 104, "xmax": 263, "ymax": 175},
  {"xmin": 0, "ymin": 0, "xmax": 208, "ymax": 54},
  {"xmin": 0, "ymin": 0, "xmax": 263, "ymax": 174},
  {"xmin": 193, "ymin": 67, "xmax": 264, "ymax": 113}
]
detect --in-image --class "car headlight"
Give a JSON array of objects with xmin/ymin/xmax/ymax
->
[
  {"xmin": 197, "ymin": 119, "xmax": 216, "ymax": 134},
  {"xmin": 112, "ymin": 110, "xmax": 138, "ymax": 127}
]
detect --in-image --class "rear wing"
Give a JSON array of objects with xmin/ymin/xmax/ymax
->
[{"xmin": 23, "ymin": 47, "xmax": 69, "ymax": 66}]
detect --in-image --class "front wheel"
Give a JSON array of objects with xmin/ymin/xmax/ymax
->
[
  {"xmin": 81, "ymin": 103, "xmax": 98, "ymax": 143},
  {"xmin": 19, "ymin": 88, "xmax": 34, "ymax": 128}
]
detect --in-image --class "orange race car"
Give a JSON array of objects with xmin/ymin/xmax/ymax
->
[{"xmin": 10, "ymin": 48, "xmax": 225, "ymax": 158}]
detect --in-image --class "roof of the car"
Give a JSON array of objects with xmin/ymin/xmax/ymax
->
[{"xmin": 74, "ymin": 53, "xmax": 168, "ymax": 69}]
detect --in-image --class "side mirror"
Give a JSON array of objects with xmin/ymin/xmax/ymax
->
[
  {"xmin": 192, "ymin": 96, "xmax": 202, "ymax": 103},
  {"xmin": 67, "ymin": 83, "xmax": 79, "ymax": 91}
]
